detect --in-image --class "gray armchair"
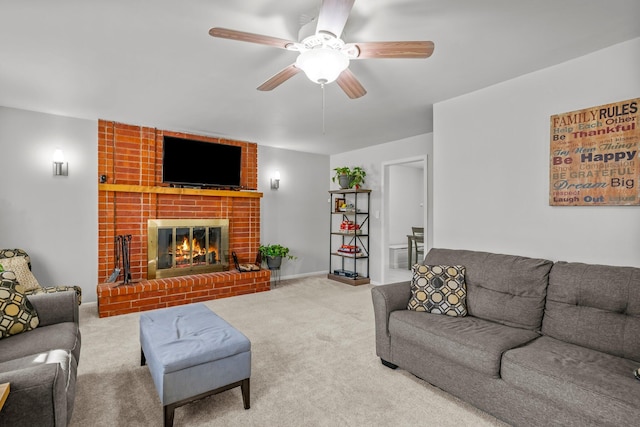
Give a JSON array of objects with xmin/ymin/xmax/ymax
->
[
  {"xmin": 0, "ymin": 249, "xmax": 81, "ymax": 426},
  {"xmin": 0, "ymin": 290, "xmax": 80, "ymax": 426}
]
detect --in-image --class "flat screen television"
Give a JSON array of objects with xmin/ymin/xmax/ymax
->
[{"xmin": 162, "ymin": 136, "xmax": 242, "ymax": 188}]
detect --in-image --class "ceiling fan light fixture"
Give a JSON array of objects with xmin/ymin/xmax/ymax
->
[{"xmin": 295, "ymin": 47, "xmax": 349, "ymax": 85}]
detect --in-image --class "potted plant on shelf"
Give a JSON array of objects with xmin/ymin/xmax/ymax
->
[
  {"xmin": 259, "ymin": 244, "xmax": 296, "ymax": 269},
  {"xmin": 349, "ymin": 166, "xmax": 366, "ymax": 189},
  {"xmin": 332, "ymin": 166, "xmax": 367, "ymax": 189},
  {"xmin": 332, "ymin": 166, "xmax": 352, "ymax": 189}
]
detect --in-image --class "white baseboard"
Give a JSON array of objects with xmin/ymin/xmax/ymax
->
[
  {"xmin": 276, "ymin": 270, "xmax": 381, "ymax": 286},
  {"xmin": 278, "ymin": 270, "xmax": 328, "ymax": 281}
]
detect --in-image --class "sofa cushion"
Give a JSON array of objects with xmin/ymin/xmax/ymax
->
[
  {"xmin": 389, "ymin": 310, "xmax": 539, "ymax": 377},
  {"xmin": 542, "ymin": 261, "xmax": 640, "ymax": 362},
  {"xmin": 407, "ymin": 264, "xmax": 467, "ymax": 316},
  {"xmin": 502, "ymin": 336, "xmax": 640, "ymax": 425},
  {"xmin": 0, "ymin": 256, "xmax": 40, "ymax": 291},
  {"xmin": 0, "ymin": 322, "xmax": 80, "ymax": 364},
  {"xmin": 0, "ymin": 275, "xmax": 39, "ymax": 338},
  {"xmin": 424, "ymin": 248, "xmax": 553, "ymax": 331}
]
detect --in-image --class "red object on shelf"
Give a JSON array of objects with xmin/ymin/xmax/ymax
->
[
  {"xmin": 337, "ymin": 244, "xmax": 361, "ymax": 254},
  {"xmin": 340, "ymin": 220, "xmax": 360, "ymax": 231}
]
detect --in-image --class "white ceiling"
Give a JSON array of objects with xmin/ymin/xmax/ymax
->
[{"xmin": 1, "ymin": 0, "xmax": 639, "ymax": 155}]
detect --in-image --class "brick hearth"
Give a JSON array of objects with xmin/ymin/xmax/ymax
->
[
  {"xmin": 97, "ymin": 120, "xmax": 266, "ymax": 317},
  {"xmin": 97, "ymin": 270, "xmax": 270, "ymax": 318}
]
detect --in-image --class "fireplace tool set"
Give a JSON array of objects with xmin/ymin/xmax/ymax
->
[{"xmin": 107, "ymin": 234, "xmax": 132, "ymax": 285}]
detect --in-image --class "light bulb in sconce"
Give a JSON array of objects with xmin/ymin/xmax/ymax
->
[
  {"xmin": 271, "ymin": 170, "xmax": 281, "ymax": 190},
  {"xmin": 53, "ymin": 148, "xmax": 68, "ymax": 176}
]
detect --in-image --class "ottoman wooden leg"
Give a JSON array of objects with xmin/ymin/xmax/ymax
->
[
  {"xmin": 164, "ymin": 404, "xmax": 176, "ymax": 427},
  {"xmin": 241, "ymin": 378, "xmax": 250, "ymax": 409},
  {"xmin": 160, "ymin": 379, "xmax": 249, "ymax": 426}
]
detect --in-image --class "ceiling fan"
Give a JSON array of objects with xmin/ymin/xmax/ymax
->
[{"xmin": 209, "ymin": 0, "xmax": 434, "ymax": 99}]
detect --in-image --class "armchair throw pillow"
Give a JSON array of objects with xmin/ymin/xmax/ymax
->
[
  {"xmin": 408, "ymin": 264, "xmax": 467, "ymax": 316},
  {"xmin": 0, "ymin": 256, "xmax": 41, "ymax": 291},
  {"xmin": 0, "ymin": 272, "xmax": 40, "ymax": 338},
  {"xmin": 0, "ymin": 248, "xmax": 30, "ymax": 263}
]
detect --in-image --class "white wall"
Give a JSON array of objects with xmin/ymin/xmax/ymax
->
[
  {"xmin": 0, "ymin": 107, "xmax": 98, "ymax": 300},
  {"xmin": 258, "ymin": 145, "xmax": 329, "ymax": 278},
  {"xmin": 330, "ymin": 134, "xmax": 433, "ymax": 284},
  {"xmin": 433, "ymin": 38, "xmax": 640, "ymax": 267}
]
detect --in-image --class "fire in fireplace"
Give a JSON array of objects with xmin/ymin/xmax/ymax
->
[{"xmin": 147, "ymin": 219, "xmax": 229, "ymax": 279}]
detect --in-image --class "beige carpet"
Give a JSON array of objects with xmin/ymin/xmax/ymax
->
[{"xmin": 71, "ymin": 276, "xmax": 506, "ymax": 426}]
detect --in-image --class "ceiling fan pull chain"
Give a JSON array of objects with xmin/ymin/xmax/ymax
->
[{"xmin": 321, "ymin": 83, "xmax": 326, "ymax": 134}]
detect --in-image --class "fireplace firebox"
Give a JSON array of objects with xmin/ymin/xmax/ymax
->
[{"xmin": 147, "ymin": 219, "xmax": 229, "ymax": 279}]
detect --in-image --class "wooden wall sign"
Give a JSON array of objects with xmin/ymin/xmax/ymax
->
[{"xmin": 550, "ymin": 98, "xmax": 639, "ymax": 206}]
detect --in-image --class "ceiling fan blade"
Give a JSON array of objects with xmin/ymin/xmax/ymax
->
[
  {"xmin": 351, "ymin": 41, "xmax": 435, "ymax": 59},
  {"xmin": 336, "ymin": 68, "xmax": 366, "ymax": 99},
  {"xmin": 316, "ymin": 0, "xmax": 355, "ymax": 38},
  {"xmin": 257, "ymin": 64, "xmax": 302, "ymax": 91},
  {"xmin": 209, "ymin": 27, "xmax": 295, "ymax": 49}
]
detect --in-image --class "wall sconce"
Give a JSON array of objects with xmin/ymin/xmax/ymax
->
[
  {"xmin": 270, "ymin": 170, "xmax": 281, "ymax": 190},
  {"xmin": 53, "ymin": 148, "xmax": 68, "ymax": 176}
]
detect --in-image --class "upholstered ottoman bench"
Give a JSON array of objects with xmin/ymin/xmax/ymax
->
[{"xmin": 140, "ymin": 303, "xmax": 251, "ymax": 427}]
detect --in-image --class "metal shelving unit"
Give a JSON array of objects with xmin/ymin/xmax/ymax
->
[{"xmin": 328, "ymin": 189, "xmax": 371, "ymax": 286}]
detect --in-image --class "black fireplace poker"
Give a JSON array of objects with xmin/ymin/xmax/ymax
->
[
  {"xmin": 107, "ymin": 234, "xmax": 133, "ymax": 285},
  {"xmin": 121, "ymin": 234, "xmax": 132, "ymax": 285}
]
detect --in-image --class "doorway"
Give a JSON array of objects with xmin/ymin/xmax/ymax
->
[{"xmin": 381, "ymin": 157, "xmax": 427, "ymax": 284}]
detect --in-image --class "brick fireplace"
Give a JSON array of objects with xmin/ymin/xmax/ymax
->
[{"xmin": 96, "ymin": 121, "xmax": 269, "ymax": 317}]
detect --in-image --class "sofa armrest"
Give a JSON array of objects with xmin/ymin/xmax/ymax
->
[
  {"xmin": 0, "ymin": 363, "xmax": 68, "ymax": 427},
  {"xmin": 27, "ymin": 290, "xmax": 79, "ymax": 327},
  {"xmin": 371, "ymin": 281, "xmax": 411, "ymax": 361}
]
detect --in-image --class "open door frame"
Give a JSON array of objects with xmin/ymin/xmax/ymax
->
[{"xmin": 380, "ymin": 155, "xmax": 429, "ymax": 284}]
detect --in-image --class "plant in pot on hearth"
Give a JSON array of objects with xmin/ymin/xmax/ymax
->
[{"xmin": 259, "ymin": 244, "xmax": 296, "ymax": 269}]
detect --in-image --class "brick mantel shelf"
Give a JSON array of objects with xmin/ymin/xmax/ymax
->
[{"xmin": 99, "ymin": 183, "xmax": 263, "ymax": 199}]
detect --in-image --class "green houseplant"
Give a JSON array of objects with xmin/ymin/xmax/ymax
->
[
  {"xmin": 332, "ymin": 166, "xmax": 367, "ymax": 189},
  {"xmin": 332, "ymin": 166, "xmax": 352, "ymax": 189},
  {"xmin": 349, "ymin": 166, "xmax": 366, "ymax": 189},
  {"xmin": 259, "ymin": 244, "xmax": 296, "ymax": 269}
]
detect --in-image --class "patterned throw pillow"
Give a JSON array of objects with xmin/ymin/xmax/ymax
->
[
  {"xmin": 0, "ymin": 273, "xmax": 40, "ymax": 338},
  {"xmin": 0, "ymin": 256, "xmax": 41, "ymax": 291},
  {"xmin": 0, "ymin": 249, "xmax": 31, "ymax": 264},
  {"xmin": 407, "ymin": 264, "xmax": 467, "ymax": 316}
]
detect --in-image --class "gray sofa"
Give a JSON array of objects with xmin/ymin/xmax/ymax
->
[
  {"xmin": 372, "ymin": 248, "xmax": 640, "ymax": 426},
  {"xmin": 0, "ymin": 290, "xmax": 81, "ymax": 426}
]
